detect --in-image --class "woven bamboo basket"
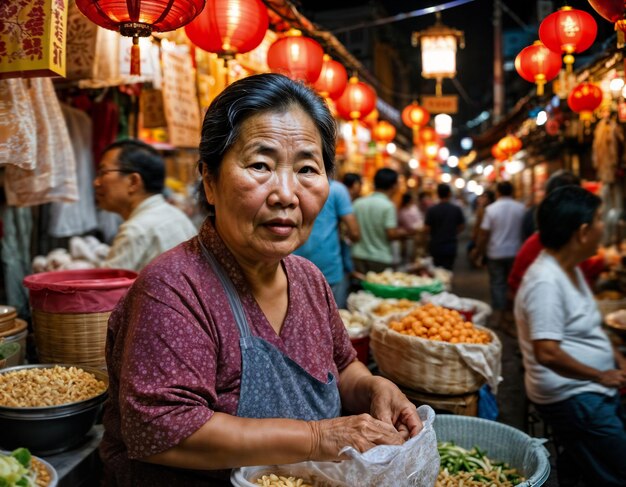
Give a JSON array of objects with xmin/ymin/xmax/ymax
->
[
  {"xmin": 370, "ymin": 320, "xmax": 502, "ymax": 395},
  {"xmin": 31, "ymin": 309, "xmax": 110, "ymax": 368}
]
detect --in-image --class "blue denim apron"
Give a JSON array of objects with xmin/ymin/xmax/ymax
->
[{"xmin": 200, "ymin": 242, "xmax": 341, "ymax": 421}]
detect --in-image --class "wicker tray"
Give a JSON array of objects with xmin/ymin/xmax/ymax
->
[{"xmin": 434, "ymin": 415, "xmax": 550, "ymax": 486}]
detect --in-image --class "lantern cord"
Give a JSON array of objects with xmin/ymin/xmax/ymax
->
[
  {"xmin": 329, "ymin": 0, "xmax": 476, "ymax": 35},
  {"xmin": 451, "ymin": 78, "xmax": 478, "ymax": 107}
]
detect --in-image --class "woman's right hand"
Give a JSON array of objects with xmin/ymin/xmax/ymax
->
[{"xmin": 307, "ymin": 414, "xmax": 406, "ymax": 461}]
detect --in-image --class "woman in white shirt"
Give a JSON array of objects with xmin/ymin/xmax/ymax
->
[{"xmin": 515, "ymin": 186, "xmax": 626, "ymax": 487}]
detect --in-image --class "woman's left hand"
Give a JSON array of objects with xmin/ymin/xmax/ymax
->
[{"xmin": 368, "ymin": 377, "xmax": 423, "ymax": 440}]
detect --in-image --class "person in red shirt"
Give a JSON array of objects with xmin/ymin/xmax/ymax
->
[{"xmin": 508, "ymin": 171, "xmax": 605, "ymax": 296}]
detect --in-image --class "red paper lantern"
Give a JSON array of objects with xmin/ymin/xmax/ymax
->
[
  {"xmin": 313, "ymin": 55, "xmax": 348, "ymax": 100},
  {"xmin": 335, "ymin": 76, "xmax": 377, "ymax": 123},
  {"xmin": 539, "ymin": 6, "xmax": 597, "ymax": 72},
  {"xmin": 588, "ymin": 1, "xmax": 626, "ymax": 31},
  {"xmin": 371, "ymin": 120, "xmax": 396, "ymax": 144},
  {"xmin": 497, "ymin": 135, "xmax": 522, "ymax": 159},
  {"xmin": 185, "ymin": 0, "xmax": 268, "ymax": 60},
  {"xmin": 267, "ymin": 29, "xmax": 324, "ymax": 83},
  {"xmin": 423, "ymin": 140, "xmax": 441, "ymax": 160},
  {"xmin": 76, "ymin": 0, "xmax": 205, "ymax": 75},
  {"xmin": 515, "ymin": 41, "xmax": 562, "ymax": 95},
  {"xmin": 568, "ymin": 82, "xmax": 603, "ymax": 121},
  {"xmin": 491, "ymin": 144, "xmax": 508, "ymax": 162},
  {"xmin": 401, "ymin": 102, "xmax": 430, "ymax": 144},
  {"xmin": 418, "ymin": 126, "xmax": 439, "ymax": 145}
]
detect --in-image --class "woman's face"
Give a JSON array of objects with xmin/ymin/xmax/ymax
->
[{"xmin": 203, "ymin": 107, "xmax": 329, "ymax": 265}]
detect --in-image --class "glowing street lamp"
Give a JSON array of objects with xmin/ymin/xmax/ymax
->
[{"xmin": 412, "ymin": 12, "xmax": 465, "ymax": 96}]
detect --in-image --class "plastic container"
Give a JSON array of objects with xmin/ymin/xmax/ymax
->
[
  {"xmin": 0, "ymin": 318, "xmax": 28, "ymax": 367},
  {"xmin": 23, "ymin": 269, "xmax": 137, "ymax": 368},
  {"xmin": 350, "ymin": 336, "xmax": 370, "ymax": 364},
  {"xmin": 23, "ymin": 269, "xmax": 137, "ymax": 314},
  {"xmin": 361, "ymin": 280, "xmax": 444, "ymax": 301},
  {"xmin": 434, "ymin": 414, "xmax": 550, "ymax": 487},
  {"xmin": 0, "ymin": 343, "xmax": 20, "ymax": 369}
]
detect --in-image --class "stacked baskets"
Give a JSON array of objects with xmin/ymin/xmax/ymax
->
[{"xmin": 23, "ymin": 269, "xmax": 137, "ymax": 368}]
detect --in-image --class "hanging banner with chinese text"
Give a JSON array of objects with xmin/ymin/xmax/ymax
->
[
  {"xmin": 0, "ymin": 0, "xmax": 68, "ymax": 79},
  {"xmin": 161, "ymin": 48, "xmax": 201, "ymax": 148}
]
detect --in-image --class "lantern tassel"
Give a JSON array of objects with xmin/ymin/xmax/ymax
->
[
  {"xmin": 131, "ymin": 37, "xmax": 141, "ymax": 76},
  {"xmin": 536, "ymin": 81, "xmax": 544, "ymax": 96}
]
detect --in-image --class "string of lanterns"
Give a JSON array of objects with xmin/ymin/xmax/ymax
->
[
  {"xmin": 515, "ymin": 4, "xmax": 598, "ymax": 98},
  {"xmin": 76, "ymin": 0, "xmax": 392, "ymax": 147}
]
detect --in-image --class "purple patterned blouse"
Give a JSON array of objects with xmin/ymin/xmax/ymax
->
[{"xmin": 100, "ymin": 218, "xmax": 357, "ymax": 486}]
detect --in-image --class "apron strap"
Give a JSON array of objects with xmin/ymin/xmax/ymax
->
[{"xmin": 199, "ymin": 240, "xmax": 251, "ymax": 338}]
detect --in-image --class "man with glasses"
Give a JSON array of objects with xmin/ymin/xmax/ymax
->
[{"xmin": 94, "ymin": 139, "xmax": 197, "ymax": 271}]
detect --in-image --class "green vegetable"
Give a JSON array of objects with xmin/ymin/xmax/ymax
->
[
  {"xmin": 0, "ymin": 449, "xmax": 36, "ymax": 487},
  {"xmin": 437, "ymin": 441, "xmax": 524, "ymax": 485},
  {"xmin": 10, "ymin": 450, "xmax": 30, "ymax": 470}
]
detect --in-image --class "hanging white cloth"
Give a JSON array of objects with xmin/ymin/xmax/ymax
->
[
  {"xmin": 48, "ymin": 104, "xmax": 98, "ymax": 237},
  {"xmin": 4, "ymin": 78, "xmax": 78, "ymax": 207},
  {"xmin": 0, "ymin": 79, "xmax": 37, "ymax": 170}
]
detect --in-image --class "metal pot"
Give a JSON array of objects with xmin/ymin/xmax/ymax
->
[{"xmin": 0, "ymin": 364, "xmax": 108, "ymax": 455}]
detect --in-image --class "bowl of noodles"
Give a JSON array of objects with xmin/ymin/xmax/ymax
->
[{"xmin": 0, "ymin": 364, "xmax": 108, "ymax": 455}]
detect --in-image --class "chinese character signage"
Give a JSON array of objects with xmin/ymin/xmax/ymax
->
[
  {"xmin": 0, "ymin": 0, "xmax": 68, "ymax": 79},
  {"xmin": 161, "ymin": 48, "xmax": 201, "ymax": 148}
]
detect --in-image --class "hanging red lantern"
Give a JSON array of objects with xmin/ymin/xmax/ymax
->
[
  {"xmin": 567, "ymin": 82, "xmax": 603, "ymax": 121},
  {"xmin": 423, "ymin": 141, "xmax": 441, "ymax": 160},
  {"xmin": 314, "ymin": 55, "xmax": 348, "ymax": 100},
  {"xmin": 497, "ymin": 135, "xmax": 522, "ymax": 159},
  {"xmin": 371, "ymin": 120, "xmax": 396, "ymax": 144},
  {"xmin": 418, "ymin": 126, "xmax": 439, "ymax": 145},
  {"xmin": 491, "ymin": 144, "xmax": 508, "ymax": 162},
  {"xmin": 76, "ymin": 0, "xmax": 205, "ymax": 76},
  {"xmin": 267, "ymin": 29, "xmax": 324, "ymax": 83},
  {"xmin": 185, "ymin": 0, "xmax": 268, "ymax": 61},
  {"xmin": 515, "ymin": 41, "xmax": 562, "ymax": 95},
  {"xmin": 335, "ymin": 76, "xmax": 377, "ymax": 133},
  {"xmin": 539, "ymin": 6, "xmax": 597, "ymax": 72},
  {"xmin": 588, "ymin": 1, "xmax": 626, "ymax": 32},
  {"xmin": 401, "ymin": 101, "xmax": 430, "ymax": 144}
]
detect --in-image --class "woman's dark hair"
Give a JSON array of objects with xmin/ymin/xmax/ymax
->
[
  {"xmin": 342, "ymin": 173, "xmax": 362, "ymax": 189},
  {"xmin": 100, "ymin": 139, "xmax": 165, "ymax": 194},
  {"xmin": 197, "ymin": 73, "xmax": 336, "ymax": 211},
  {"xmin": 537, "ymin": 186, "xmax": 601, "ymax": 250},
  {"xmin": 485, "ymin": 189, "xmax": 496, "ymax": 205},
  {"xmin": 374, "ymin": 168, "xmax": 398, "ymax": 191}
]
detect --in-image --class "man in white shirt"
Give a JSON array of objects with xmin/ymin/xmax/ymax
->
[
  {"xmin": 94, "ymin": 140, "xmax": 197, "ymax": 272},
  {"xmin": 475, "ymin": 181, "xmax": 525, "ymax": 328}
]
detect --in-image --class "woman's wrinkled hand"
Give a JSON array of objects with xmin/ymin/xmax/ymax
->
[
  {"xmin": 307, "ymin": 414, "xmax": 406, "ymax": 461},
  {"xmin": 368, "ymin": 376, "xmax": 423, "ymax": 440}
]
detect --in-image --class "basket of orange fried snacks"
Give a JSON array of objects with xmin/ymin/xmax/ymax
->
[{"xmin": 370, "ymin": 303, "xmax": 502, "ymax": 395}]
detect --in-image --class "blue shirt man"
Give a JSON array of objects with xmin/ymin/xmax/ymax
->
[{"xmin": 295, "ymin": 180, "xmax": 359, "ymax": 308}]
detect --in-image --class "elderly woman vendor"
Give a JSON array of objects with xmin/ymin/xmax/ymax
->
[{"xmin": 100, "ymin": 73, "xmax": 422, "ymax": 486}]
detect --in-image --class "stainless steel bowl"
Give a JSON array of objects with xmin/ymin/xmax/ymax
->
[{"xmin": 0, "ymin": 364, "xmax": 108, "ymax": 455}]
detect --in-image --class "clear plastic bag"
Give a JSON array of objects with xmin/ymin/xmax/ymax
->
[{"xmin": 231, "ymin": 405, "xmax": 439, "ymax": 487}]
